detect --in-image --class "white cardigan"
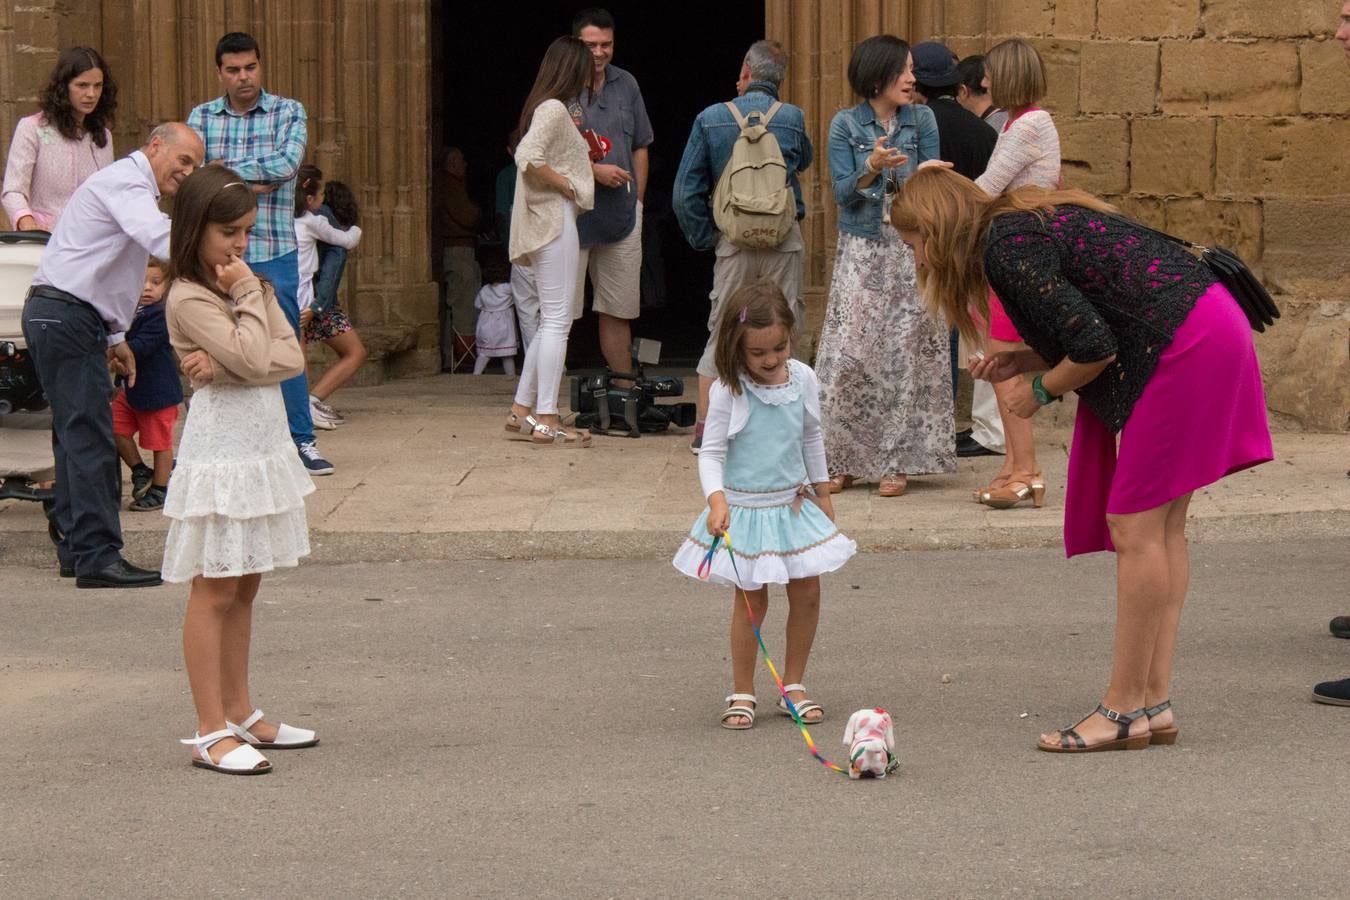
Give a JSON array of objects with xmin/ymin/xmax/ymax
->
[
  {"xmin": 697, "ymin": 359, "xmax": 830, "ymax": 499},
  {"xmin": 508, "ymin": 99, "xmax": 595, "ymax": 265},
  {"xmin": 975, "ymin": 109, "xmax": 1061, "ymax": 195}
]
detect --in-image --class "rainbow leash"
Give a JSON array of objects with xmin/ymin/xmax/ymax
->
[{"xmin": 699, "ymin": 531, "xmax": 849, "ymax": 776}]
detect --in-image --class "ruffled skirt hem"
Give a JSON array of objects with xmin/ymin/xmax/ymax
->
[
  {"xmin": 672, "ymin": 532, "xmax": 857, "ymax": 589},
  {"xmin": 161, "ymin": 508, "xmax": 311, "ymax": 583}
]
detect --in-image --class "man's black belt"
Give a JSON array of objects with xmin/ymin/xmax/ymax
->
[{"xmin": 28, "ymin": 284, "xmax": 93, "ymax": 310}]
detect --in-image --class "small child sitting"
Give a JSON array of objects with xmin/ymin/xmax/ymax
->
[
  {"xmin": 112, "ymin": 257, "xmax": 182, "ymax": 510},
  {"xmin": 472, "ymin": 257, "xmax": 517, "ymax": 376}
]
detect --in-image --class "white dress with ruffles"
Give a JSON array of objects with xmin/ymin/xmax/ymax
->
[{"xmin": 160, "ymin": 381, "xmax": 313, "ymax": 582}]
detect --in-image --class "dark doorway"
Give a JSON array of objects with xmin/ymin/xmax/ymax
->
[{"xmin": 432, "ymin": 1, "xmax": 766, "ymax": 367}]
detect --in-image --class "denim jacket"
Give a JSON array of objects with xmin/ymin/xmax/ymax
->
[
  {"xmin": 828, "ymin": 100, "xmax": 939, "ymax": 240},
  {"xmin": 672, "ymin": 81, "xmax": 813, "ymax": 252}
]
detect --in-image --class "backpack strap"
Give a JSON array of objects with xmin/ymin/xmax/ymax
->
[
  {"xmin": 758, "ymin": 101, "xmax": 783, "ymax": 127},
  {"xmin": 724, "ymin": 101, "xmax": 749, "ymax": 128},
  {"xmin": 724, "ymin": 100, "xmax": 783, "ymax": 129}
]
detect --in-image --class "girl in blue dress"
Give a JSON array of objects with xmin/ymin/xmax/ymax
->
[{"xmin": 673, "ymin": 280, "xmax": 857, "ymax": 730}]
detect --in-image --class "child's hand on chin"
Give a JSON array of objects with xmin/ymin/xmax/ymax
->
[{"xmin": 214, "ymin": 254, "xmax": 252, "ymax": 294}]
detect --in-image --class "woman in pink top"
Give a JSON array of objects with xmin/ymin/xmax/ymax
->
[
  {"xmin": 2, "ymin": 46, "xmax": 118, "ymax": 231},
  {"xmin": 969, "ymin": 39, "xmax": 1060, "ymax": 511}
]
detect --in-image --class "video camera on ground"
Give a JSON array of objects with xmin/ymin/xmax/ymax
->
[{"xmin": 570, "ymin": 338, "xmax": 697, "ymax": 438}]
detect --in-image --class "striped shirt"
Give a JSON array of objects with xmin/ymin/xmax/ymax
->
[{"xmin": 187, "ymin": 89, "xmax": 308, "ymax": 263}]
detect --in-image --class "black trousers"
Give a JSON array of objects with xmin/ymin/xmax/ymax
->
[{"xmin": 21, "ymin": 288, "xmax": 124, "ymax": 574}]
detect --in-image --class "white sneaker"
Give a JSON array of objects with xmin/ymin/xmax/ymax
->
[
  {"xmin": 309, "ymin": 397, "xmax": 340, "ymax": 430},
  {"xmin": 310, "ymin": 394, "xmax": 345, "ymax": 424}
]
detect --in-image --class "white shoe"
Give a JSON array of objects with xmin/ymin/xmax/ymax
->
[
  {"xmin": 181, "ymin": 728, "xmax": 272, "ymax": 775},
  {"xmin": 227, "ymin": 708, "xmax": 319, "ymax": 749},
  {"xmin": 310, "ymin": 394, "xmax": 345, "ymax": 425},
  {"xmin": 310, "ymin": 399, "xmax": 339, "ymax": 430}
]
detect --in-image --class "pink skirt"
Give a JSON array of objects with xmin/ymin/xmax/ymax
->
[
  {"xmin": 987, "ymin": 288, "xmax": 1023, "ymax": 343},
  {"xmin": 1063, "ymin": 282, "xmax": 1273, "ymax": 556}
]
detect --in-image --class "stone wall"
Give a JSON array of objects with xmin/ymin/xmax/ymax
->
[
  {"xmin": 768, "ymin": 0, "xmax": 1350, "ymax": 431},
  {"xmin": 0, "ymin": 0, "xmax": 441, "ymax": 382}
]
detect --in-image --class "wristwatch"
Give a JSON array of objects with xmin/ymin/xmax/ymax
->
[{"xmin": 1031, "ymin": 374, "xmax": 1060, "ymax": 406}]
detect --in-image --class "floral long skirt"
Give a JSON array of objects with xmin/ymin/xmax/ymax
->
[{"xmin": 814, "ymin": 228, "xmax": 955, "ymax": 478}]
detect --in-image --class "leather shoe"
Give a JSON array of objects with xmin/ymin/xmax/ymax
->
[
  {"xmin": 75, "ymin": 558, "xmax": 163, "ymax": 589},
  {"xmin": 59, "ymin": 564, "xmax": 74, "ymax": 578},
  {"xmin": 1330, "ymin": 616, "xmax": 1350, "ymax": 639},
  {"xmin": 1312, "ymin": 677, "xmax": 1350, "ymax": 706},
  {"xmin": 957, "ymin": 434, "xmax": 1003, "ymax": 458}
]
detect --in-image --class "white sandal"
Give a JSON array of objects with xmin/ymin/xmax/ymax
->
[
  {"xmin": 776, "ymin": 683, "xmax": 824, "ymax": 722},
  {"xmin": 181, "ymin": 729, "xmax": 272, "ymax": 775},
  {"xmin": 227, "ymin": 708, "xmax": 319, "ymax": 749},
  {"xmin": 720, "ymin": 693, "xmax": 757, "ymax": 730}
]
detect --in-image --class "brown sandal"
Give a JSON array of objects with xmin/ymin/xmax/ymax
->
[
  {"xmin": 878, "ymin": 474, "xmax": 907, "ymax": 497},
  {"xmin": 972, "ymin": 472, "xmax": 1012, "ymax": 502},
  {"xmin": 827, "ymin": 474, "xmax": 856, "ymax": 494},
  {"xmin": 980, "ymin": 471, "xmax": 1045, "ymax": 509},
  {"xmin": 1145, "ymin": 699, "xmax": 1178, "ymax": 746},
  {"xmin": 1037, "ymin": 703, "xmax": 1150, "ymax": 753}
]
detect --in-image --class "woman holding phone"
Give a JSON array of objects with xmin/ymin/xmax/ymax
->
[{"xmin": 815, "ymin": 35, "xmax": 954, "ymax": 499}]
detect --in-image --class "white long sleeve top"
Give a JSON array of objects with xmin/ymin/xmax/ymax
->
[
  {"xmin": 975, "ymin": 109, "xmax": 1061, "ymax": 195},
  {"xmin": 697, "ymin": 359, "xmax": 830, "ymax": 499},
  {"xmin": 295, "ymin": 211, "xmax": 361, "ymax": 279}
]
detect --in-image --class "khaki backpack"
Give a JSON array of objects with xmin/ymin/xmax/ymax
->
[{"xmin": 711, "ymin": 101, "xmax": 796, "ymax": 250}]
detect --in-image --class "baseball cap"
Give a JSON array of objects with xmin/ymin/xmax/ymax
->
[{"xmin": 911, "ymin": 41, "xmax": 960, "ymax": 87}]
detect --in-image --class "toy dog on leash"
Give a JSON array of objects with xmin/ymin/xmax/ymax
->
[{"xmin": 843, "ymin": 708, "xmax": 897, "ymax": 779}]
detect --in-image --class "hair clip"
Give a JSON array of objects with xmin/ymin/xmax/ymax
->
[{"xmin": 738, "ymin": 307, "xmax": 748, "ymax": 323}]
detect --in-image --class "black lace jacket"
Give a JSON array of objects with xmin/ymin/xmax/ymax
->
[{"xmin": 982, "ymin": 206, "xmax": 1217, "ymax": 432}]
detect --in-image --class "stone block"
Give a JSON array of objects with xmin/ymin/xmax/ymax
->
[
  {"xmin": 1298, "ymin": 38, "xmax": 1350, "ymax": 114},
  {"xmin": 348, "ymin": 290, "xmax": 386, "ymax": 328},
  {"xmin": 1029, "ymin": 39, "xmax": 1081, "ymax": 115},
  {"xmin": 1058, "ymin": 117, "xmax": 1130, "ymax": 195},
  {"xmin": 1080, "ymin": 41, "xmax": 1159, "ymax": 114},
  {"xmin": 1106, "ymin": 195, "xmax": 1167, "ymax": 230},
  {"xmin": 386, "ymin": 347, "xmax": 442, "ymax": 380},
  {"xmin": 1203, "ymin": 0, "xmax": 1332, "ymax": 38},
  {"xmin": 1253, "ymin": 290, "xmax": 1350, "ymax": 432},
  {"xmin": 1159, "ymin": 40, "xmax": 1299, "ymax": 115},
  {"xmin": 942, "ymin": 0, "xmax": 989, "ymax": 37},
  {"xmin": 1162, "ymin": 198, "xmax": 1262, "ymax": 266},
  {"xmin": 384, "ymin": 284, "xmax": 440, "ymax": 327},
  {"xmin": 1129, "ymin": 116, "xmax": 1213, "ymax": 196},
  {"xmin": 1262, "ymin": 198, "xmax": 1350, "ymax": 286},
  {"xmin": 990, "ymin": 0, "xmax": 1054, "ymax": 37},
  {"xmin": 1215, "ymin": 119, "xmax": 1350, "ymax": 199},
  {"xmin": 1097, "ymin": 0, "xmax": 1200, "ymax": 39},
  {"xmin": 1053, "ymin": 0, "xmax": 1096, "ymax": 38}
]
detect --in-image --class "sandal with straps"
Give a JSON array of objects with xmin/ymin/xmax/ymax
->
[
  {"xmin": 1037, "ymin": 703, "xmax": 1150, "ymax": 753},
  {"xmin": 827, "ymin": 474, "xmax": 855, "ymax": 494},
  {"xmin": 980, "ymin": 471, "xmax": 1046, "ymax": 509},
  {"xmin": 776, "ymin": 683, "xmax": 824, "ymax": 723},
  {"xmin": 181, "ymin": 729, "xmax": 272, "ymax": 775},
  {"xmin": 227, "ymin": 708, "xmax": 319, "ymax": 750},
  {"xmin": 526, "ymin": 415, "xmax": 592, "ymax": 449},
  {"xmin": 720, "ymin": 693, "xmax": 757, "ymax": 730},
  {"xmin": 504, "ymin": 412, "xmax": 534, "ymax": 441},
  {"xmin": 1145, "ymin": 699, "xmax": 1178, "ymax": 745}
]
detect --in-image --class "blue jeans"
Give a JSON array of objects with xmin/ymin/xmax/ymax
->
[{"xmin": 249, "ymin": 251, "xmax": 314, "ymax": 446}]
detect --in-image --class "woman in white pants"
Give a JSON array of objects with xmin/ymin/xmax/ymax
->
[{"xmin": 504, "ymin": 36, "xmax": 596, "ymax": 447}]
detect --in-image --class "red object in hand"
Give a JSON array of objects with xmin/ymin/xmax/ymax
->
[{"xmin": 581, "ymin": 129, "xmax": 612, "ymax": 162}]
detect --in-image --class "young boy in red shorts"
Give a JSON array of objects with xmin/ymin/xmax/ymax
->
[{"xmin": 112, "ymin": 257, "xmax": 182, "ymax": 511}]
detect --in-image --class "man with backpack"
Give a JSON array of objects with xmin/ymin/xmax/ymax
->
[{"xmin": 673, "ymin": 39, "xmax": 813, "ymax": 454}]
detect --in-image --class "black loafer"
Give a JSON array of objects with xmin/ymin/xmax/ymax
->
[
  {"xmin": 75, "ymin": 558, "xmax": 163, "ymax": 589},
  {"xmin": 957, "ymin": 434, "xmax": 1003, "ymax": 458},
  {"xmin": 1330, "ymin": 616, "xmax": 1350, "ymax": 639},
  {"xmin": 1312, "ymin": 677, "xmax": 1350, "ymax": 706}
]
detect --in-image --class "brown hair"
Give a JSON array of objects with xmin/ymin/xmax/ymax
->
[
  {"xmin": 712, "ymin": 279, "xmax": 796, "ymax": 395},
  {"xmin": 168, "ymin": 165, "xmax": 258, "ymax": 294},
  {"xmin": 890, "ymin": 167, "xmax": 1114, "ymax": 343},
  {"xmin": 517, "ymin": 36, "xmax": 592, "ymax": 139},
  {"xmin": 295, "ymin": 162, "xmax": 323, "ymax": 216},
  {"xmin": 41, "ymin": 46, "xmax": 117, "ymax": 147},
  {"xmin": 146, "ymin": 255, "xmax": 168, "ymax": 275},
  {"xmin": 984, "ymin": 39, "xmax": 1047, "ymax": 111}
]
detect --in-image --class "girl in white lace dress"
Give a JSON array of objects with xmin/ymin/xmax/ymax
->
[{"xmin": 162, "ymin": 166, "xmax": 318, "ymax": 775}]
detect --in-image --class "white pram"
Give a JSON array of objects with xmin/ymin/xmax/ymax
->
[{"xmin": 0, "ymin": 231, "xmax": 60, "ymax": 543}]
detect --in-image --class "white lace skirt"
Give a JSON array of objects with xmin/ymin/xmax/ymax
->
[{"xmin": 161, "ymin": 382, "xmax": 314, "ymax": 582}]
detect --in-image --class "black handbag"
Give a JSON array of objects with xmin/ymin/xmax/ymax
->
[{"xmin": 1116, "ymin": 216, "xmax": 1280, "ymax": 332}]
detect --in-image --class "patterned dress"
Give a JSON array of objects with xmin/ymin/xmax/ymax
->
[{"xmin": 814, "ymin": 226, "xmax": 955, "ymax": 478}]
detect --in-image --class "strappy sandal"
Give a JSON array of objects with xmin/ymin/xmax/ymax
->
[
  {"xmin": 878, "ymin": 474, "xmax": 908, "ymax": 497},
  {"xmin": 980, "ymin": 471, "xmax": 1046, "ymax": 509},
  {"xmin": 827, "ymin": 474, "xmax": 855, "ymax": 494},
  {"xmin": 526, "ymin": 415, "xmax": 592, "ymax": 448},
  {"xmin": 972, "ymin": 473, "xmax": 1012, "ymax": 502},
  {"xmin": 227, "ymin": 708, "xmax": 319, "ymax": 750},
  {"xmin": 721, "ymin": 693, "xmax": 757, "ymax": 730},
  {"xmin": 776, "ymin": 683, "xmax": 824, "ymax": 723},
  {"xmin": 181, "ymin": 729, "xmax": 272, "ymax": 775},
  {"xmin": 1037, "ymin": 703, "xmax": 1150, "ymax": 753},
  {"xmin": 504, "ymin": 412, "xmax": 534, "ymax": 441},
  {"xmin": 1145, "ymin": 699, "xmax": 1178, "ymax": 745}
]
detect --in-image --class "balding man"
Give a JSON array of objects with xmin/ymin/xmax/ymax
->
[{"xmin": 22, "ymin": 121, "xmax": 203, "ymax": 588}]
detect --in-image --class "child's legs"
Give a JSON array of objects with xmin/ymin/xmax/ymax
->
[
  {"xmin": 472, "ymin": 352, "xmax": 490, "ymax": 375},
  {"xmin": 220, "ymin": 573, "xmax": 263, "ymax": 724},
  {"xmin": 782, "ymin": 576, "xmax": 821, "ymax": 685},
  {"xmin": 501, "ymin": 356, "xmax": 516, "ymax": 376},
  {"xmin": 182, "ymin": 575, "xmax": 248, "ymax": 755},
  {"xmin": 311, "ymin": 327, "xmax": 367, "ymax": 400},
  {"xmin": 114, "ymin": 434, "xmax": 141, "ymax": 469},
  {"xmin": 138, "ymin": 406, "xmax": 177, "ymax": 486},
  {"xmin": 110, "ymin": 392, "xmax": 142, "ymax": 468},
  {"xmin": 151, "ymin": 450, "xmax": 173, "ymax": 486},
  {"xmin": 729, "ymin": 585, "xmax": 769, "ymax": 703}
]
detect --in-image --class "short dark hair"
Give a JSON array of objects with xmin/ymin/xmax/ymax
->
[
  {"xmin": 917, "ymin": 80, "xmax": 959, "ymax": 100},
  {"xmin": 215, "ymin": 32, "xmax": 260, "ymax": 67},
  {"xmin": 847, "ymin": 35, "xmax": 910, "ymax": 99},
  {"xmin": 958, "ymin": 55, "xmax": 989, "ymax": 97},
  {"xmin": 572, "ymin": 7, "xmax": 615, "ymax": 34}
]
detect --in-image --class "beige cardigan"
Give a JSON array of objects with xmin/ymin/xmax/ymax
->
[
  {"xmin": 508, "ymin": 98, "xmax": 595, "ymax": 265},
  {"xmin": 166, "ymin": 274, "xmax": 305, "ymax": 386}
]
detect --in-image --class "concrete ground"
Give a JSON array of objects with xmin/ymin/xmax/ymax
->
[
  {"xmin": 3, "ymin": 542, "xmax": 1349, "ymax": 898},
  {"xmin": 1, "ymin": 374, "xmax": 1347, "ymax": 568}
]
